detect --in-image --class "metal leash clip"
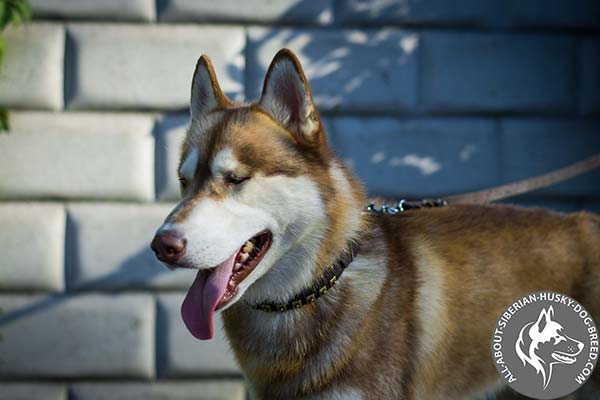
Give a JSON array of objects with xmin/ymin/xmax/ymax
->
[{"xmin": 365, "ymin": 198, "xmax": 447, "ymax": 215}]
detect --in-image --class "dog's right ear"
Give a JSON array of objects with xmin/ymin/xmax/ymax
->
[{"xmin": 190, "ymin": 55, "xmax": 230, "ymax": 119}]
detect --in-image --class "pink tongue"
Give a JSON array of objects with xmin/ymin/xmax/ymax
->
[{"xmin": 181, "ymin": 251, "xmax": 237, "ymax": 340}]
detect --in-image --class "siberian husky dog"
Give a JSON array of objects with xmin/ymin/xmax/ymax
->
[{"xmin": 151, "ymin": 49, "xmax": 600, "ymax": 399}]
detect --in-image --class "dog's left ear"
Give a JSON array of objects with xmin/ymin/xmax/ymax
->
[{"xmin": 259, "ymin": 49, "xmax": 322, "ymax": 147}]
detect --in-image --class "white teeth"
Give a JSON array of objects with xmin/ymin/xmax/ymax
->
[
  {"xmin": 238, "ymin": 253, "xmax": 249, "ymax": 263},
  {"xmin": 234, "ymin": 262, "xmax": 242, "ymax": 271},
  {"xmin": 243, "ymin": 241, "xmax": 254, "ymax": 253}
]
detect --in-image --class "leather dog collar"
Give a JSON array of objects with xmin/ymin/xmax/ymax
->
[{"xmin": 250, "ymin": 241, "xmax": 360, "ymax": 312}]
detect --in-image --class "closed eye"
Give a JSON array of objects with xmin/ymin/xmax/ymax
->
[{"xmin": 224, "ymin": 172, "xmax": 250, "ymax": 186}]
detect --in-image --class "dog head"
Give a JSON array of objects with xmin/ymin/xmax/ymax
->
[
  {"xmin": 151, "ymin": 50, "xmax": 365, "ymax": 340},
  {"xmin": 515, "ymin": 306, "xmax": 584, "ymax": 389}
]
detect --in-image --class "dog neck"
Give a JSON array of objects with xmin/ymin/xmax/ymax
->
[
  {"xmin": 248, "ymin": 239, "xmax": 361, "ymax": 312},
  {"xmin": 221, "ymin": 227, "xmax": 387, "ymax": 399},
  {"xmin": 221, "ymin": 162, "xmax": 387, "ymax": 398}
]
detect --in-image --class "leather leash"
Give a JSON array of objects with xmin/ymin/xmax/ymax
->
[
  {"xmin": 366, "ymin": 153, "xmax": 600, "ymax": 214},
  {"xmin": 446, "ymin": 153, "xmax": 600, "ymax": 205}
]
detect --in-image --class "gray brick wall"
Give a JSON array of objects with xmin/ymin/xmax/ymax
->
[{"xmin": 0, "ymin": 1, "xmax": 598, "ymax": 399}]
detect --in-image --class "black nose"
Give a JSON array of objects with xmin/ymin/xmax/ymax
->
[{"xmin": 151, "ymin": 230, "xmax": 186, "ymax": 264}]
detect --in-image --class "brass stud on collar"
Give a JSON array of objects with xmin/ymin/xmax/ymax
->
[{"xmin": 250, "ymin": 241, "xmax": 360, "ymax": 313}]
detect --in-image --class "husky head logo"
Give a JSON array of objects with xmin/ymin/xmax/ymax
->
[{"xmin": 515, "ymin": 306, "xmax": 584, "ymax": 389}]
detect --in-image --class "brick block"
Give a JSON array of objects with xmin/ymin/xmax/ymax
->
[
  {"xmin": 505, "ymin": 0, "xmax": 600, "ymax": 30},
  {"xmin": 0, "ymin": 203, "xmax": 65, "ymax": 291},
  {"xmin": 0, "ymin": 23, "xmax": 64, "ymax": 110},
  {"xmin": 499, "ymin": 119, "xmax": 600, "ymax": 197},
  {"xmin": 0, "ymin": 112, "xmax": 154, "ymax": 201},
  {"xmin": 335, "ymin": 0, "xmax": 501, "ymax": 27},
  {"xmin": 66, "ymin": 203, "xmax": 196, "ymax": 290},
  {"xmin": 0, "ymin": 383, "xmax": 66, "ymax": 400},
  {"xmin": 0, "ymin": 294, "xmax": 154, "ymax": 378},
  {"xmin": 30, "ymin": 0, "xmax": 155, "ymax": 21},
  {"xmin": 247, "ymin": 28, "xmax": 419, "ymax": 112},
  {"xmin": 66, "ymin": 24, "xmax": 245, "ymax": 110},
  {"xmin": 329, "ymin": 117, "xmax": 498, "ymax": 198},
  {"xmin": 420, "ymin": 33, "xmax": 576, "ymax": 113},
  {"xmin": 70, "ymin": 381, "xmax": 246, "ymax": 400},
  {"xmin": 159, "ymin": 0, "xmax": 332, "ymax": 24},
  {"xmin": 580, "ymin": 39, "xmax": 600, "ymax": 115},
  {"xmin": 156, "ymin": 115, "xmax": 188, "ymax": 201},
  {"xmin": 157, "ymin": 293, "xmax": 240, "ymax": 376}
]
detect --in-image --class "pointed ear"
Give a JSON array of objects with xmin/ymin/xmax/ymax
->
[
  {"xmin": 190, "ymin": 55, "xmax": 230, "ymax": 119},
  {"xmin": 536, "ymin": 308, "xmax": 549, "ymax": 333},
  {"xmin": 259, "ymin": 49, "xmax": 321, "ymax": 146}
]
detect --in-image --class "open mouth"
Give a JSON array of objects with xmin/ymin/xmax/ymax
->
[
  {"xmin": 552, "ymin": 351, "xmax": 577, "ymax": 364},
  {"xmin": 216, "ymin": 230, "xmax": 272, "ymax": 310},
  {"xmin": 181, "ymin": 230, "xmax": 272, "ymax": 340}
]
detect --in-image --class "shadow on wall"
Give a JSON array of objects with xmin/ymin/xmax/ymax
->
[
  {"xmin": 0, "ymin": 238, "xmax": 168, "ymax": 329},
  {"xmin": 0, "ymin": 252, "xmax": 162, "ymax": 330},
  {"xmin": 240, "ymin": 1, "xmax": 600, "ymax": 201},
  {"xmin": 241, "ymin": 1, "xmax": 462, "ymax": 199},
  {"xmin": 246, "ymin": 28, "xmax": 419, "ymax": 112}
]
